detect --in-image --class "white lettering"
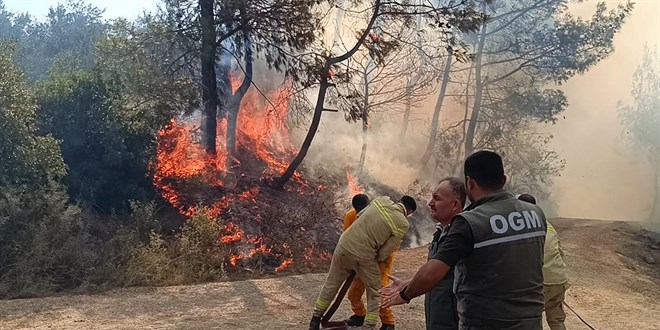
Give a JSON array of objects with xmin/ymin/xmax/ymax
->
[
  {"xmin": 523, "ymin": 211, "xmax": 535, "ymax": 228},
  {"xmin": 490, "ymin": 215, "xmax": 508, "ymax": 234},
  {"xmin": 508, "ymin": 212, "xmax": 525, "ymax": 230}
]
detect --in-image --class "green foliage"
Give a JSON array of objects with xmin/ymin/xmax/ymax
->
[
  {"xmin": 36, "ymin": 68, "xmax": 158, "ymax": 213},
  {"xmin": 0, "ymin": 41, "xmax": 66, "ymax": 188},
  {"xmin": 17, "ymin": 0, "xmax": 106, "ymax": 82}
]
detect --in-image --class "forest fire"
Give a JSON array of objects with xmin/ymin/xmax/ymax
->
[
  {"xmin": 151, "ymin": 78, "xmax": 306, "ymax": 272},
  {"xmin": 346, "ymin": 171, "xmax": 364, "ymax": 196}
]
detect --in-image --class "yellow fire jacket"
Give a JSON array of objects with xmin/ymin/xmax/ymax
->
[
  {"xmin": 543, "ymin": 221, "xmax": 568, "ymax": 285},
  {"xmin": 338, "ymin": 196, "xmax": 409, "ymax": 262}
]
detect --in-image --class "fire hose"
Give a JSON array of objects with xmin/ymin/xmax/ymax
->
[
  {"xmin": 320, "ymin": 271, "xmax": 356, "ymax": 330},
  {"xmin": 319, "ymin": 273, "xmax": 596, "ymax": 330},
  {"xmin": 563, "ymin": 301, "xmax": 597, "ymax": 330}
]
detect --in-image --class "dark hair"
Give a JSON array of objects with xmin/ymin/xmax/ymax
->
[
  {"xmin": 399, "ymin": 195, "xmax": 417, "ymax": 213},
  {"xmin": 439, "ymin": 177, "xmax": 467, "ymax": 207},
  {"xmin": 464, "ymin": 150, "xmax": 506, "ymax": 191},
  {"xmin": 518, "ymin": 193, "xmax": 537, "ymax": 205},
  {"xmin": 351, "ymin": 194, "xmax": 370, "ymax": 212}
]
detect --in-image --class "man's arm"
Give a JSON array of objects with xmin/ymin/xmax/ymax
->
[
  {"xmin": 377, "ymin": 236, "xmax": 401, "ymax": 262},
  {"xmin": 402, "ymin": 259, "xmax": 452, "ymax": 297},
  {"xmin": 381, "ymin": 216, "xmax": 474, "ymax": 307}
]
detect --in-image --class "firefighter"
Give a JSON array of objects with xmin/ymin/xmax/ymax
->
[
  {"xmin": 381, "ymin": 151, "xmax": 547, "ymax": 330},
  {"xmin": 309, "ymin": 195, "xmax": 416, "ymax": 330},
  {"xmin": 343, "ymin": 193, "xmax": 398, "ymax": 330},
  {"xmin": 518, "ymin": 194, "xmax": 570, "ymax": 330}
]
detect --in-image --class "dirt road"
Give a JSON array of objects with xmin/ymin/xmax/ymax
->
[{"xmin": 1, "ymin": 218, "xmax": 658, "ymax": 330}]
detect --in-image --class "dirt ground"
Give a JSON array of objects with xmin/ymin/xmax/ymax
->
[{"xmin": 0, "ymin": 218, "xmax": 658, "ymax": 330}]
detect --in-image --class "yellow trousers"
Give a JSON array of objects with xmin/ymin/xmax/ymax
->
[
  {"xmin": 347, "ymin": 254, "xmax": 395, "ymax": 325},
  {"xmin": 314, "ymin": 245, "xmax": 382, "ymax": 326}
]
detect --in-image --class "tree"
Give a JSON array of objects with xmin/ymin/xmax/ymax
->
[
  {"xmin": 159, "ymin": 0, "xmax": 326, "ymax": 155},
  {"xmin": 274, "ymin": 0, "xmax": 487, "ymax": 188},
  {"xmin": 35, "ymin": 23, "xmax": 197, "ymax": 213},
  {"xmin": 0, "ymin": 41, "xmax": 65, "ymax": 188},
  {"xmin": 15, "ymin": 0, "xmax": 106, "ymax": 82},
  {"xmin": 332, "ymin": 21, "xmax": 438, "ymax": 176},
  {"xmin": 619, "ymin": 45, "xmax": 660, "ymax": 223},
  {"xmin": 461, "ymin": 0, "xmax": 633, "ymax": 157}
]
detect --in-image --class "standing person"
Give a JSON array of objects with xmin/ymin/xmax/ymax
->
[
  {"xmin": 382, "ymin": 177, "xmax": 465, "ymax": 330},
  {"xmin": 343, "ymin": 193, "xmax": 399, "ymax": 330},
  {"xmin": 518, "ymin": 193, "xmax": 570, "ymax": 330},
  {"xmin": 381, "ymin": 150, "xmax": 548, "ymax": 330},
  {"xmin": 309, "ymin": 196, "xmax": 417, "ymax": 330}
]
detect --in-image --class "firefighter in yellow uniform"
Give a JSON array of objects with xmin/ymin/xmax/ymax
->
[
  {"xmin": 518, "ymin": 194, "xmax": 569, "ymax": 330},
  {"xmin": 309, "ymin": 195, "xmax": 416, "ymax": 330},
  {"xmin": 343, "ymin": 195, "xmax": 397, "ymax": 330}
]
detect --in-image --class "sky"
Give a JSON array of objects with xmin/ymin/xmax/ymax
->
[{"xmin": 3, "ymin": 0, "xmax": 159, "ymax": 20}]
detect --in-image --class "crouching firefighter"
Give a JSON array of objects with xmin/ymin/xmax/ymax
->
[
  {"xmin": 343, "ymin": 194, "xmax": 398, "ymax": 330},
  {"xmin": 309, "ymin": 195, "xmax": 417, "ymax": 330}
]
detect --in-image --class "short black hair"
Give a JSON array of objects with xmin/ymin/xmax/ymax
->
[
  {"xmin": 464, "ymin": 150, "xmax": 506, "ymax": 191},
  {"xmin": 518, "ymin": 193, "xmax": 537, "ymax": 205},
  {"xmin": 351, "ymin": 194, "xmax": 370, "ymax": 212},
  {"xmin": 399, "ymin": 195, "xmax": 417, "ymax": 213}
]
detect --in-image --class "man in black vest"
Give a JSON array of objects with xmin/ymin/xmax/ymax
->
[{"xmin": 381, "ymin": 151, "xmax": 547, "ymax": 330}]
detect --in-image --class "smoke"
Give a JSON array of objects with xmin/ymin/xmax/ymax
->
[
  {"xmin": 545, "ymin": 1, "xmax": 660, "ymax": 221},
  {"xmin": 293, "ymin": 1, "xmax": 660, "ymax": 224}
]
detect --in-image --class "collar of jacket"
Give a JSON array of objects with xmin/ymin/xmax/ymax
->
[{"xmin": 464, "ymin": 190, "xmax": 513, "ymax": 211}]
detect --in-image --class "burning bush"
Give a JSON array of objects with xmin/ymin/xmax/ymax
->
[{"xmin": 148, "ymin": 80, "xmax": 340, "ymax": 276}]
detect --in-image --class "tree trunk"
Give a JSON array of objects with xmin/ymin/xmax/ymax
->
[
  {"xmin": 650, "ymin": 162, "xmax": 660, "ymax": 223},
  {"xmin": 274, "ymin": 0, "xmax": 382, "ymax": 188},
  {"xmin": 358, "ymin": 65, "xmax": 370, "ymax": 176},
  {"xmin": 199, "ymin": 0, "xmax": 219, "ymax": 155},
  {"xmin": 226, "ymin": 34, "xmax": 253, "ymax": 158},
  {"xmin": 454, "ymin": 63, "xmax": 474, "ymax": 176},
  {"xmin": 399, "ymin": 79, "xmax": 412, "ymax": 140},
  {"xmin": 420, "ymin": 50, "xmax": 453, "ymax": 168},
  {"xmin": 464, "ymin": 22, "xmax": 487, "ymax": 157},
  {"xmin": 273, "ymin": 72, "xmax": 329, "ymax": 188}
]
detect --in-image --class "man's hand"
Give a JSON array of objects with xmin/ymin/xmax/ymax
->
[
  {"xmin": 378, "ymin": 275, "xmax": 405, "ymax": 296},
  {"xmin": 380, "ymin": 290, "xmax": 406, "ymax": 309}
]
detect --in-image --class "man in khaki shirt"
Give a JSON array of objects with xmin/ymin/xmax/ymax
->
[
  {"xmin": 518, "ymin": 194, "xmax": 569, "ymax": 330},
  {"xmin": 309, "ymin": 196, "xmax": 416, "ymax": 330}
]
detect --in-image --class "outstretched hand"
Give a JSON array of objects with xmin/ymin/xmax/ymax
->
[
  {"xmin": 378, "ymin": 275, "xmax": 404, "ymax": 296},
  {"xmin": 380, "ymin": 290, "xmax": 406, "ymax": 308}
]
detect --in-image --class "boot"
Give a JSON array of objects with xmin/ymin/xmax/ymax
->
[
  {"xmin": 379, "ymin": 324, "xmax": 395, "ymax": 330},
  {"xmin": 308, "ymin": 316, "xmax": 321, "ymax": 330},
  {"xmin": 345, "ymin": 314, "xmax": 365, "ymax": 327}
]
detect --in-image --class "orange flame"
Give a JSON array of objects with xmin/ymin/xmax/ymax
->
[
  {"xmin": 151, "ymin": 77, "xmax": 311, "ymax": 270},
  {"xmin": 346, "ymin": 171, "xmax": 364, "ymax": 197},
  {"xmin": 275, "ymin": 258, "xmax": 294, "ymax": 272}
]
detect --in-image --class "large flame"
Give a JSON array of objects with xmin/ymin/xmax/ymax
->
[{"xmin": 151, "ymin": 77, "xmax": 303, "ymax": 272}]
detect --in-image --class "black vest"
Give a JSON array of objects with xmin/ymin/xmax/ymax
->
[
  {"xmin": 453, "ymin": 192, "xmax": 546, "ymax": 330},
  {"xmin": 425, "ymin": 225, "xmax": 458, "ymax": 330}
]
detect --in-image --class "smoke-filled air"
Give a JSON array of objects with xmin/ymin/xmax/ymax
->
[{"xmin": 0, "ymin": 0, "xmax": 658, "ymax": 329}]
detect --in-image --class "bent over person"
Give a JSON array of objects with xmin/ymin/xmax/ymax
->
[
  {"xmin": 381, "ymin": 151, "xmax": 547, "ymax": 330},
  {"xmin": 309, "ymin": 196, "xmax": 416, "ymax": 330},
  {"xmin": 344, "ymin": 194, "xmax": 398, "ymax": 330}
]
